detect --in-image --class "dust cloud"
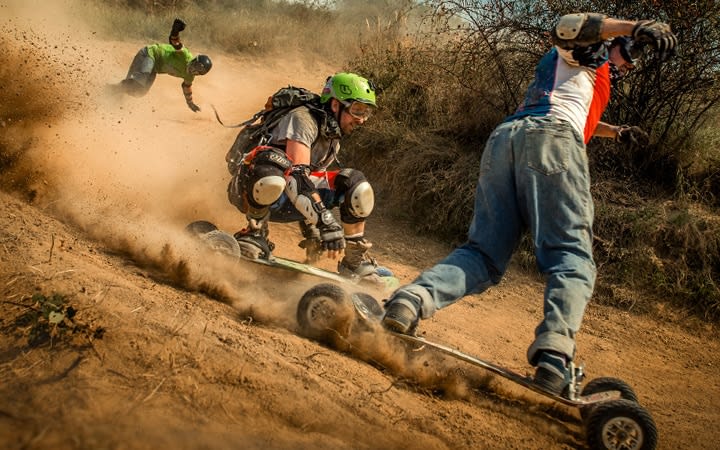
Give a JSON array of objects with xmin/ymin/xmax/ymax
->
[
  {"xmin": 0, "ymin": 0, "xmax": 337, "ymax": 323},
  {"xmin": 0, "ymin": 0, "xmax": 470, "ymax": 394}
]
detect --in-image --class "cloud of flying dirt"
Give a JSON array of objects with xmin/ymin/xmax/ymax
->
[
  {"xmin": 0, "ymin": 2, "xmax": 94, "ymax": 197},
  {"xmin": 1, "ymin": 1, "xmax": 560, "ymax": 420},
  {"xmin": 2, "ymin": 0, "xmax": 471, "ymax": 392},
  {"xmin": 0, "ymin": 0, "xmax": 339, "ymax": 326}
]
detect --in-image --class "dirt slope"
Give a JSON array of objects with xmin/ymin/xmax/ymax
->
[{"xmin": 1, "ymin": 2, "xmax": 720, "ymax": 449}]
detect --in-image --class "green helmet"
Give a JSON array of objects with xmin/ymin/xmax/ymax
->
[{"xmin": 320, "ymin": 72, "xmax": 376, "ymax": 107}]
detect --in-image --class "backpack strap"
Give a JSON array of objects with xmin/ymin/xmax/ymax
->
[
  {"xmin": 305, "ymin": 101, "xmax": 342, "ymax": 140},
  {"xmin": 211, "ymin": 104, "xmax": 265, "ymax": 129}
]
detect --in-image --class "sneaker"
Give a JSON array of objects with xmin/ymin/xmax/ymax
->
[
  {"xmin": 533, "ymin": 351, "xmax": 570, "ymax": 396},
  {"xmin": 234, "ymin": 226, "xmax": 275, "ymax": 260},
  {"xmin": 382, "ymin": 295, "xmax": 420, "ymax": 335},
  {"xmin": 119, "ymin": 78, "xmax": 145, "ymax": 97}
]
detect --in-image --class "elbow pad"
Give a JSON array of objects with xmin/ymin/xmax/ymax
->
[{"xmin": 551, "ymin": 13, "xmax": 606, "ymax": 49}]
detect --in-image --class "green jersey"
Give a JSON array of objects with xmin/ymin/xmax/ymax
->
[{"xmin": 146, "ymin": 43, "xmax": 195, "ymax": 85}]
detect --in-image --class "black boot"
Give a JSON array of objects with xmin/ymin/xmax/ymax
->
[{"xmin": 234, "ymin": 216, "xmax": 274, "ymax": 260}]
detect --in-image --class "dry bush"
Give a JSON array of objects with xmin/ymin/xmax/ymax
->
[
  {"xmin": 592, "ymin": 191, "xmax": 720, "ymax": 320},
  {"xmin": 346, "ymin": 121, "xmax": 479, "ymax": 240},
  {"xmin": 83, "ymin": 0, "xmax": 410, "ymax": 62},
  {"xmin": 343, "ymin": 0, "xmax": 720, "ymax": 320}
]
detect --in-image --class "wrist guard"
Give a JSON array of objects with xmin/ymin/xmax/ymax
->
[
  {"xmin": 286, "ymin": 165, "xmax": 325, "ymax": 225},
  {"xmin": 182, "ymin": 82, "xmax": 192, "ymax": 102}
]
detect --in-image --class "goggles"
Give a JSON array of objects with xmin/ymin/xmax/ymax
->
[
  {"xmin": 188, "ymin": 61, "xmax": 208, "ymax": 76},
  {"xmin": 341, "ymin": 100, "xmax": 373, "ymax": 120}
]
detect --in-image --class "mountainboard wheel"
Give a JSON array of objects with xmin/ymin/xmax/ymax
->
[
  {"xmin": 351, "ymin": 292, "xmax": 383, "ymax": 321},
  {"xmin": 585, "ymin": 399, "xmax": 657, "ymax": 450},
  {"xmin": 200, "ymin": 230, "xmax": 241, "ymax": 257},
  {"xmin": 185, "ymin": 220, "xmax": 218, "ymax": 235},
  {"xmin": 349, "ymin": 292, "xmax": 383, "ymax": 332},
  {"xmin": 297, "ymin": 283, "xmax": 355, "ymax": 347},
  {"xmin": 580, "ymin": 377, "xmax": 639, "ymax": 422}
]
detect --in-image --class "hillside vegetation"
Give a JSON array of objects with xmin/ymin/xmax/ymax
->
[{"xmin": 4, "ymin": 0, "xmax": 720, "ymax": 322}]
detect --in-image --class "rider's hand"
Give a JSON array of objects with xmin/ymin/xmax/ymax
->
[
  {"xmin": 632, "ymin": 20, "xmax": 677, "ymax": 61},
  {"xmin": 317, "ymin": 210, "xmax": 345, "ymax": 259},
  {"xmin": 616, "ymin": 125, "xmax": 650, "ymax": 147},
  {"xmin": 186, "ymin": 101, "xmax": 201, "ymax": 112},
  {"xmin": 171, "ymin": 18, "xmax": 186, "ymax": 35},
  {"xmin": 169, "ymin": 19, "xmax": 186, "ymax": 49}
]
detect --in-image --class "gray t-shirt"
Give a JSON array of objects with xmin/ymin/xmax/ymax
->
[{"xmin": 269, "ymin": 106, "xmax": 339, "ymax": 171}]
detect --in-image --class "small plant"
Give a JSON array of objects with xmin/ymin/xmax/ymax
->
[{"xmin": 14, "ymin": 293, "xmax": 103, "ymax": 347}]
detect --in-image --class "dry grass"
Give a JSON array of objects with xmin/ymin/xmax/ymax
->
[
  {"xmin": 81, "ymin": 0, "xmax": 409, "ymax": 63},
  {"xmin": 6, "ymin": 0, "xmax": 720, "ymax": 321},
  {"xmin": 341, "ymin": 3, "xmax": 720, "ymax": 321}
]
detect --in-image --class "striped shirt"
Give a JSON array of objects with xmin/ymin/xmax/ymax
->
[{"xmin": 505, "ymin": 45, "xmax": 611, "ymax": 144}]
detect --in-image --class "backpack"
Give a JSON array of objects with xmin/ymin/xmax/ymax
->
[{"xmin": 220, "ymin": 86, "xmax": 321, "ymax": 175}]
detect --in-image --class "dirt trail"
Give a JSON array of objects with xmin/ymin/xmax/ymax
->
[{"xmin": 1, "ymin": 3, "xmax": 719, "ymax": 449}]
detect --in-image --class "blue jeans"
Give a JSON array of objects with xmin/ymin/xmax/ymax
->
[
  {"xmin": 395, "ymin": 116, "xmax": 596, "ymax": 365},
  {"xmin": 123, "ymin": 47, "xmax": 156, "ymax": 95}
]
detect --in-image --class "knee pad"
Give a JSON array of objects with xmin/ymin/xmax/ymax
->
[
  {"xmin": 241, "ymin": 148, "xmax": 292, "ymax": 209},
  {"xmin": 336, "ymin": 169, "xmax": 374, "ymax": 223},
  {"xmin": 247, "ymin": 164, "xmax": 286, "ymax": 208}
]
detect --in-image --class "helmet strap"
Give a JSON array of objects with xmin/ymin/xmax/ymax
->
[{"xmin": 336, "ymin": 102, "xmax": 347, "ymax": 122}]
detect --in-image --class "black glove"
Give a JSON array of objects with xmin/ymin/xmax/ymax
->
[
  {"xmin": 171, "ymin": 18, "xmax": 186, "ymax": 35},
  {"xmin": 632, "ymin": 20, "xmax": 677, "ymax": 61},
  {"xmin": 317, "ymin": 209, "xmax": 345, "ymax": 252},
  {"xmin": 186, "ymin": 101, "xmax": 201, "ymax": 112},
  {"xmin": 169, "ymin": 19, "xmax": 186, "ymax": 49},
  {"xmin": 616, "ymin": 125, "xmax": 650, "ymax": 147}
]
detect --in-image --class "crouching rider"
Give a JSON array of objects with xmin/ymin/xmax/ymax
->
[{"xmin": 227, "ymin": 72, "xmax": 389, "ymax": 281}]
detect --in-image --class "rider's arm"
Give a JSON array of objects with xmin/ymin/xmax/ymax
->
[
  {"xmin": 284, "ymin": 139, "xmax": 344, "ymax": 258},
  {"xmin": 285, "ymin": 139, "xmax": 323, "ymax": 205},
  {"xmin": 599, "ymin": 18, "xmax": 636, "ymax": 40},
  {"xmin": 593, "ymin": 121, "xmax": 620, "ymax": 139},
  {"xmin": 182, "ymin": 81, "xmax": 200, "ymax": 112},
  {"xmin": 285, "ymin": 139, "xmax": 312, "ymax": 166},
  {"xmin": 552, "ymin": 14, "xmax": 635, "ymax": 49}
]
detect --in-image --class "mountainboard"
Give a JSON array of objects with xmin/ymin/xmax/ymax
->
[
  {"xmin": 186, "ymin": 220, "xmax": 399, "ymax": 291},
  {"xmin": 295, "ymin": 282, "xmax": 658, "ymax": 450}
]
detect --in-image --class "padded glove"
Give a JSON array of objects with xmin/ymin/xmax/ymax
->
[
  {"xmin": 317, "ymin": 210, "xmax": 345, "ymax": 252},
  {"xmin": 171, "ymin": 18, "xmax": 186, "ymax": 35},
  {"xmin": 632, "ymin": 20, "xmax": 677, "ymax": 61},
  {"xmin": 186, "ymin": 101, "xmax": 201, "ymax": 112},
  {"xmin": 616, "ymin": 125, "xmax": 650, "ymax": 147},
  {"xmin": 169, "ymin": 19, "xmax": 186, "ymax": 49}
]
